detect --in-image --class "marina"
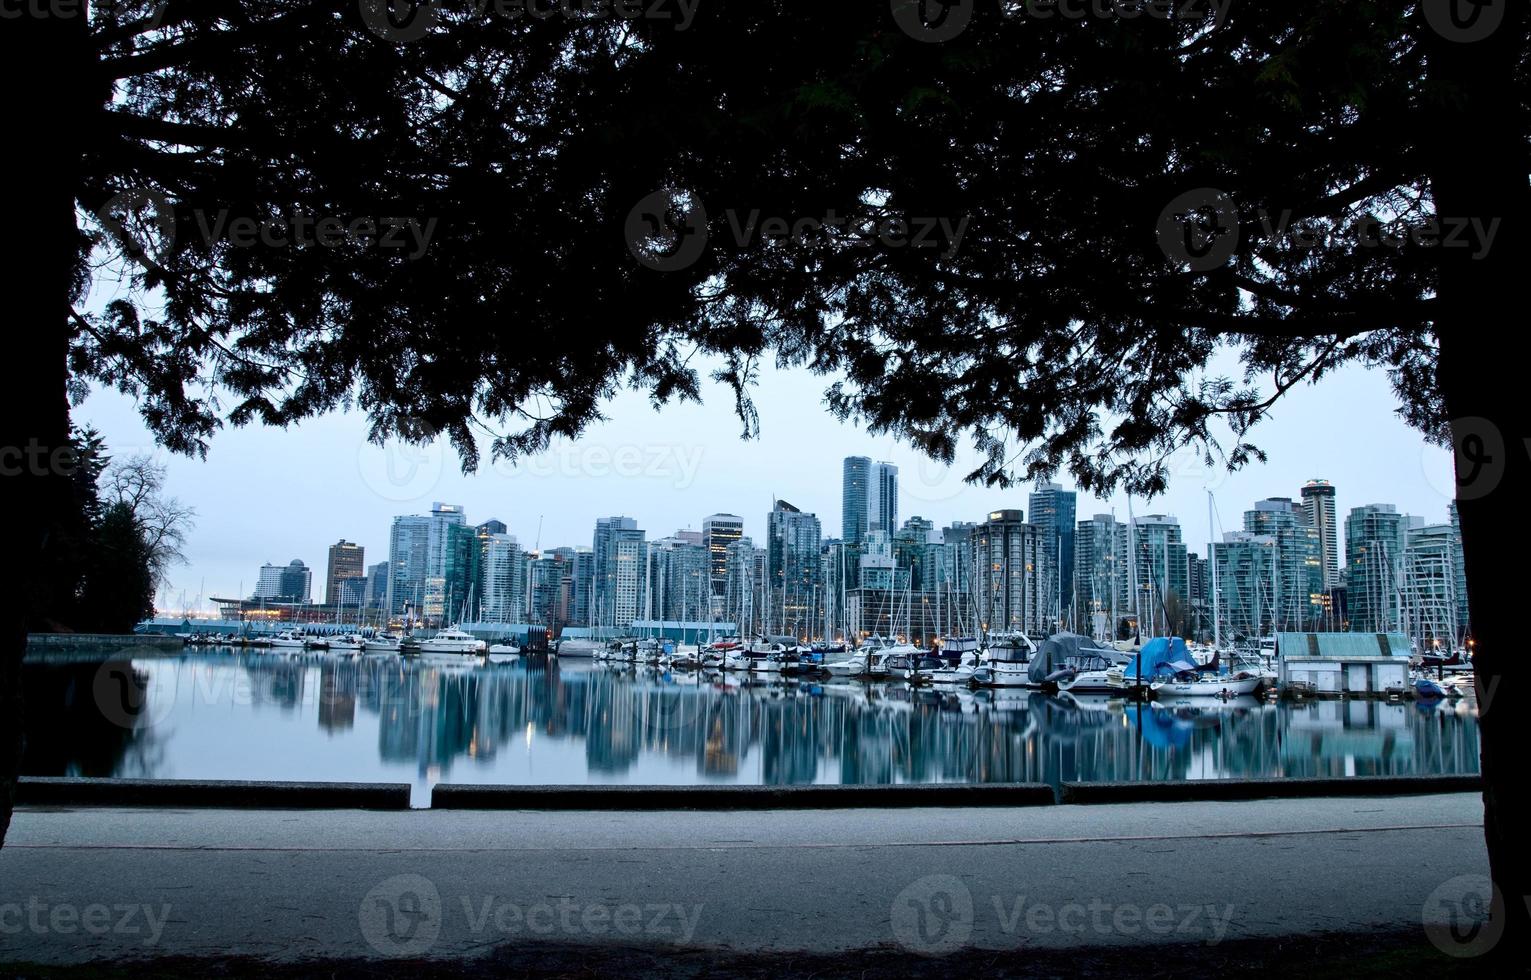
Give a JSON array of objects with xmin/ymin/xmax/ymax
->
[{"xmin": 21, "ymin": 645, "xmax": 1481, "ymax": 807}]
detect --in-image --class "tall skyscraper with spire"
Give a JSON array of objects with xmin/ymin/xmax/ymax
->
[{"xmin": 1301, "ymin": 479, "xmax": 1340, "ymax": 589}]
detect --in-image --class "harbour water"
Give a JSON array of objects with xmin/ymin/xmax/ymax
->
[{"xmin": 22, "ymin": 650, "xmax": 1481, "ymax": 806}]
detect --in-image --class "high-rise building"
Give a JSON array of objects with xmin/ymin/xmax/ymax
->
[
  {"xmin": 974, "ymin": 510, "xmax": 1052, "ymax": 635},
  {"xmin": 941, "ymin": 522, "xmax": 979, "ymax": 602},
  {"xmin": 1300, "ymin": 480, "xmax": 1340, "ymax": 589},
  {"xmin": 1028, "ymin": 482, "xmax": 1077, "ymax": 624},
  {"xmin": 325, "ymin": 540, "xmax": 365, "ymax": 606},
  {"xmin": 426, "ymin": 502, "xmax": 466, "ymax": 580},
  {"xmin": 387, "ymin": 514, "xmax": 431, "ymax": 618},
  {"xmin": 592, "ymin": 517, "xmax": 647, "ymax": 629},
  {"xmin": 1212, "ymin": 531, "xmax": 1277, "ymax": 640},
  {"xmin": 1122, "ymin": 515, "xmax": 1189, "ymax": 636},
  {"xmin": 1345, "ymin": 503, "xmax": 1409, "ymax": 633},
  {"xmin": 1244, "ymin": 498, "xmax": 1324, "ymax": 631},
  {"xmin": 841, "ymin": 456, "xmax": 898, "ymax": 546},
  {"xmin": 767, "ymin": 500, "xmax": 823, "ymax": 634},
  {"xmin": 649, "ymin": 533, "xmax": 711, "ymax": 624},
  {"xmin": 1073, "ymin": 514, "xmax": 1124, "ymax": 640},
  {"xmin": 1450, "ymin": 502, "xmax": 1470, "ymax": 637},
  {"xmin": 480, "ymin": 533, "xmax": 527, "ymax": 624},
  {"xmin": 253, "ymin": 559, "xmax": 312, "ymax": 603},
  {"xmin": 702, "ymin": 514, "xmax": 744, "ymax": 602},
  {"xmin": 894, "ymin": 516, "xmax": 943, "ymax": 592},
  {"xmin": 572, "ymin": 547, "xmax": 595, "ymax": 627},
  {"xmin": 364, "ymin": 561, "xmax": 389, "ymax": 611}
]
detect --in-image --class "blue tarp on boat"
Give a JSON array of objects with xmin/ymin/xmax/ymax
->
[{"xmin": 1119, "ymin": 636, "xmax": 1188, "ymax": 684}]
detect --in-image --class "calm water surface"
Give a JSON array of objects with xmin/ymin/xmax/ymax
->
[{"xmin": 22, "ymin": 650, "xmax": 1481, "ymax": 806}]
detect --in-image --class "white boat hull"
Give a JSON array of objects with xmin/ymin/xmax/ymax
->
[{"xmin": 1152, "ymin": 675, "xmax": 1262, "ymax": 698}]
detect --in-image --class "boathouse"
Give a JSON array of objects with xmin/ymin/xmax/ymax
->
[{"xmin": 1277, "ymin": 632, "xmax": 1411, "ymax": 697}]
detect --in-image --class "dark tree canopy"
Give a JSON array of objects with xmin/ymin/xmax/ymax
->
[{"xmin": 75, "ymin": 2, "xmax": 1517, "ymax": 495}]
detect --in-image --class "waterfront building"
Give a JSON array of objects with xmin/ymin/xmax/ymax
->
[
  {"xmin": 1301, "ymin": 480, "xmax": 1341, "ymax": 589},
  {"xmin": 324, "ymin": 540, "xmax": 364, "ymax": 606},
  {"xmin": 592, "ymin": 516, "xmax": 647, "ymax": 630},
  {"xmin": 387, "ymin": 514, "xmax": 431, "ymax": 618},
  {"xmin": 841, "ymin": 456, "xmax": 898, "ymax": 546},
  {"xmin": 974, "ymin": 509, "xmax": 1052, "ymax": 636},
  {"xmin": 1345, "ymin": 503, "xmax": 1409, "ymax": 633},
  {"xmin": 1123, "ymin": 515, "xmax": 1189, "ymax": 637},
  {"xmin": 1028, "ymin": 481, "xmax": 1078, "ymax": 626},
  {"xmin": 364, "ymin": 561, "xmax": 389, "ymax": 611},
  {"xmin": 1212, "ymin": 531, "xmax": 1277, "ymax": 641},
  {"xmin": 1243, "ymin": 498, "xmax": 1324, "ymax": 632},
  {"xmin": 572, "ymin": 546, "xmax": 594, "ymax": 626},
  {"xmin": 1073, "ymin": 513, "xmax": 1124, "ymax": 640},
  {"xmin": 253, "ymin": 559, "xmax": 312, "ymax": 604},
  {"xmin": 894, "ymin": 516, "xmax": 944, "ymax": 593},
  {"xmin": 649, "ymin": 533, "xmax": 711, "ymax": 624},
  {"xmin": 1403, "ymin": 520, "xmax": 1464, "ymax": 653},
  {"xmin": 767, "ymin": 500, "xmax": 823, "ymax": 636},
  {"xmin": 480, "ymin": 533, "xmax": 527, "ymax": 624}
]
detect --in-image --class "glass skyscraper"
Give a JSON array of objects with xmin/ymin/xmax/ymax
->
[
  {"xmin": 841, "ymin": 456, "xmax": 898, "ymax": 546},
  {"xmin": 1028, "ymin": 481, "xmax": 1077, "ymax": 624}
]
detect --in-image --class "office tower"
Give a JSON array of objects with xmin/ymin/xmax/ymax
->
[
  {"xmin": 1186, "ymin": 553, "xmax": 1210, "ymax": 640},
  {"xmin": 480, "ymin": 533, "xmax": 527, "ymax": 624},
  {"xmin": 253, "ymin": 562, "xmax": 284, "ymax": 600},
  {"xmin": 387, "ymin": 514, "xmax": 431, "ymax": 617},
  {"xmin": 1345, "ymin": 503, "xmax": 1409, "ymax": 633},
  {"xmin": 1300, "ymin": 480, "xmax": 1340, "ymax": 589},
  {"xmin": 253, "ymin": 559, "xmax": 312, "ymax": 603},
  {"xmin": 1122, "ymin": 515, "xmax": 1189, "ymax": 637},
  {"xmin": 1404, "ymin": 518, "xmax": 1468, "ymax": 652},
  {"xmin": 592, "ymin": 517, "xmax": 647, "ymax": 629},
  {"xmin": 702, "ymin": 514, "xmax": 744, "ymax": 601},
  {"xmin": 767, "ymin": 500, "xmax": 823, "ymax": 634},
  {"xmin": 1074, "ymin": 514, "xmax": 1124, "ymax": 640},
  {"xmin": 1244, "ymin": 498, "xmax": 1324, "ymax": 631},
  {"xmin": 426, "ymin": 502, "xmax": 466, "ymax": 580},
  {"xmin": 841, "ymin": 456, "xmax": 899, "ymax": 546},
  {"xmin": 725, "ymin": 537, "xmax": 765, "ymax": 632},
  {"xmin": 1212, "ymin": 532, "xmax": 1277, "ymax": 640},
  {"xmin": 325, "ymin": 540, "xmax": 365, "ymax": 606},
  {"xmin": 1028, "ymin": 481, "xmax": 1077, "ymax": 623},
  {"xmin": 973, "ymin": 510, "xmax": 1051, "ymax": 635}
]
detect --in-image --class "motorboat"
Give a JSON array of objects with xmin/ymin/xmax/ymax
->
[
  {"xmin": 418, "ymin": 627, "xmax": 486, "ymax": 656},
  {"xmin": 487, "ymin": 642, "xmax": 521, "ymax": 664},
  {"xmin": 364, "ymin": 632, "xmax": 402, "ymax": 654},
  {"xmin": 328, "ymin": 633, "xmax": 366, "ymax": 652},
  {"xmin": 968, "ymin": 632, "xmax": 1037, "ymax": 688},
  {"xmin": 269, "ymin": 629, "xmax": 308, "ymax": 649},
  {"xmin": 664, "ymin": 646, "xmax": 702, "ymax": 670}
]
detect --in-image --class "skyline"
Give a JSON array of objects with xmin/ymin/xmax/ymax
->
[{"xmin": 77, "ymin": 359, "xmax": 1457, "ymax": 611}]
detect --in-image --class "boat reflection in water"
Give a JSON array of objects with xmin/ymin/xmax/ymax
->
[{"xmin": 21, "ymin": 652, "xmax": 1481, "ymax": 804}]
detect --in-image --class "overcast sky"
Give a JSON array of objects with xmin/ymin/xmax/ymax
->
[{"xmin": 78, "ymin": 355, "xmax": 1457, "ymax": 612}]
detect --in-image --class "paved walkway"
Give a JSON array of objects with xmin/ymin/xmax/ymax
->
[{"xmin": 0, "ymin": 794, "xmax": 1488, "ymax": 964}]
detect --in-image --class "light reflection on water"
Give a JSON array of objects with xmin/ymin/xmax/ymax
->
[{"xmin": 22, "ymin": 650, "xmax": 1481, "ymax": 806}]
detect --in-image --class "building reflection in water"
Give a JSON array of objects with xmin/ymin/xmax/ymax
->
[{"xmin": 22, "ymin": 653, "xmax": 1483, "ymax": 794}]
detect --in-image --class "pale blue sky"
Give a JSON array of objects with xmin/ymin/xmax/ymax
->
[{"xmin": 78, "ymin": 357, "xmax": 1456, "ymax": 611}]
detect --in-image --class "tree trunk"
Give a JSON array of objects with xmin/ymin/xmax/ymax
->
[
  {"xmin": 0, "ymin": 13, "xmax": 94, "ymax": 849},
  {"xmin": 1426, "ymin": 2, "xmax": 1531, "ymax": 957}
]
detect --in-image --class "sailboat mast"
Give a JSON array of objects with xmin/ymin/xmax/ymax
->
[{"xmin": 1209, "ymin": 490, "xmax": 1221, "ymax": 650}]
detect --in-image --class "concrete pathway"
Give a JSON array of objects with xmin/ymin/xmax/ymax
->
[{"xmin": 0, "ymin": 794, "xmax": 1489, "ymax": 964}]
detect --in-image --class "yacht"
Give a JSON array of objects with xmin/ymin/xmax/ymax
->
[
  {"xmin": 363, "ymin": 632, "xmax": 402, "ymax": 654},
  {"xmin": 418, "ymin": 627, "xmax": 486, "ymax": 657},
  {"xmin": 328, "ymin": 633, "xmax": 366, "ymax": 652},
  {"xmin": 968, "ymin": 632, "xmax": 1037, "ymax": 688},
  {"xmin": 1053, "ymin": 652, "xmax": 1122, "ymax": 693},
  {"xmin": 269, "ymin": 629, "xmax": 308, "ymax": 649}
]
